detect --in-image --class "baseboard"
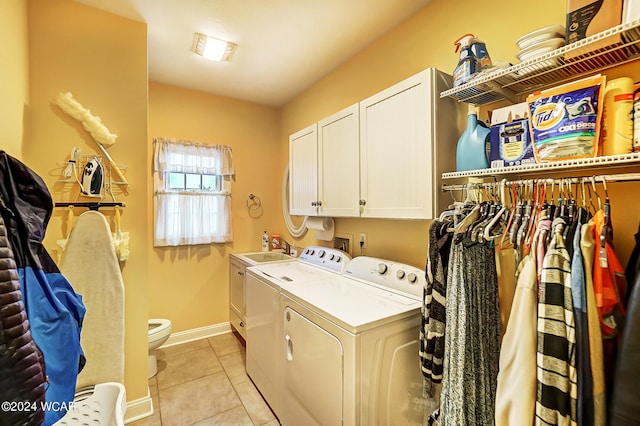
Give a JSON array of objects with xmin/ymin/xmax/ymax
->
[
  {"xmin": 123, "ymin": 388, "xmax": 153, "ymax": 424},
  {"xmin": 162, "ymin": 322, "xmax": 232, "ymax": 348}
]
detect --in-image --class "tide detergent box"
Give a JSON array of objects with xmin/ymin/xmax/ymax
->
[{"xmin": 489, "ymin": 103, "xmax": 535, "ymax": 168}]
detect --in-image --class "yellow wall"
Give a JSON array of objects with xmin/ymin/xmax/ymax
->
[
  {"xmin": 25, "ymin": 0, "xmax": 149, "ymax": 402},
  {"xmin": 148, "ymin": 82, "xmax": 282, "ymax": 332},
  {"xmin": 0, "ymin": 0, "xmax": 29, "ymax": 159},
  {"xmin": 280, "ymin": 0, "xmax": 640, "ymax": 268}
]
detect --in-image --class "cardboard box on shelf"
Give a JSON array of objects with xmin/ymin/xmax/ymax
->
[
  {"xmin": 489, "ymin": 103, "xmax": 535, "ymax": 168},
  {"xmin": 565, "ymin": 0, "xmax": 623, "ymax": 60}
]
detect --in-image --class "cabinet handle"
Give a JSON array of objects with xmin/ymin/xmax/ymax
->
[
  {"xmin": 317, "ymin": 201, "xmax": 322, "ymax": 207},
  {"xmin": 311, "ymin": 201, "xmax": 317, "ymax": 206},
  {"xmin": 239, "ymin": 321, "xmax": 244, "ymax": 328},
  {"xmin": 237, "ymin": 271, "xmax": 245, "ymax": 276},
  {"xmin": 359, "ymin": 199, "xmax": 366, "ymax": 206},
  {"xmin": 286, "ymin": 334, "xmax": 293, "ymax": 361}
]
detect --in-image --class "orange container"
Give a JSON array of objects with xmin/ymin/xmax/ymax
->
[{"xmin": 270, "ymin": 234, "xmax": 282, "ymax": 251}]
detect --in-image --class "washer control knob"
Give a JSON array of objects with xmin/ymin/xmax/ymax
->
[
  {"xmin": 319, "ymin": 250, "xmax": 326, "ymax": 258},
  {"xmin": 336, "ymin": 256, "xmax": 342, "ymax": 263},
  {"xmin": 377, "ymin": 263, "xmax": 388, "ymax": 274},
  {"xmin": 396, "ymin": 270, "xmax": 406, "ymax": 280},
  {"xmin": 407, "ymin": 272, "xmax": 418, "ymax": 284}
]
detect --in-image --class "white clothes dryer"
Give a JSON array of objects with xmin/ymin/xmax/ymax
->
[{"xmin": 278, "ymin": 256, "xmax": 425, "ymax": 426}]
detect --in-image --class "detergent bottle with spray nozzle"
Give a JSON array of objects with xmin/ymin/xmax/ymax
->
[
  {"xmin": 452, "ymin": 34, "xmax": 493, "ymax": 87},
  {"xmin": 453, "ymin": 34, "xmax": 477, "ymax": 87}
]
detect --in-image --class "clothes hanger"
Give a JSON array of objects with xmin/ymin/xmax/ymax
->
[
  {"xmin": 464, "ymin": 184, "xmax": 494, "ymax": 241},
  {"xmin": 484, "ymin": 179, "xmax": 509, "ymax": 242},
  {"xmin": 445, "ymin": 183, "xmax": 477, "ymax": 233},
  {"xmin": 523, "ymin": 180, "xmax": 546, "ymax": 255},
  {"xmin": 590, "ymin": 176, "xmax": 602, "ymax": 212},
  {"xmin": 498, "ymin": 183, "xmax": 518, "ymax": 250},
  {"xmin": 599, "ymin": 176, "xmax": 612, "ymax": 268},
  {"xmin": 453, "ymin": 203, "xmax": 481, "ymax": 242},
  {"xmin": 478, "ymin": 182, "xmax": 504, "ymax": 242},
  {"xmin": 510, "ymin": 182, "xmax": 525, "ymax": 247},
  {"xmin": 516, "ymin": 180, "xmax": 534, "ymax": 250},
  {"xmin": 438, "ymin": 186, "xmax": 464, "ymax": 221}
]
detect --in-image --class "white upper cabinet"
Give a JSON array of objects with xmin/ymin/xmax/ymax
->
[
  {"xmin": 359, "ymin": 68, "xmax": 457, "ymax": 219},
  {"xmin": 289, "ymin": 124, "xmax": 318, "ymax": 216},
  {"xmin": 317, "ymin": 104, "xmax": 360, "ymax": 217},
  {"xmin": 289, "ymin": 68, "xmax": 458, "ymax": 220}
]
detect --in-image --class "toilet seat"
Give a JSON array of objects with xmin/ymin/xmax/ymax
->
[
  {"xmin": 147, "ymin": 318, "xmax": 172, "ymax": 378},
  {"xmin": 148, "ymin": 318, "xmax": 171, "ymax": 341}
]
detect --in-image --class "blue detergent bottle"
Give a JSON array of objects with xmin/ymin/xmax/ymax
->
[
  {"xmin": 456, "ymin": 109, "xmax": 490, "ymax": 172},
  {"xmin": 452, "ymin": 34, "xmax": 478, "ymax": 87}
]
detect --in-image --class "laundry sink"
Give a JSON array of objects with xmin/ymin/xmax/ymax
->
[{"xmin": 238, "ymin": 252, "xmax": 295, "ymax": 264}]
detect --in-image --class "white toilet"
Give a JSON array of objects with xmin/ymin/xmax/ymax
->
[{"xmin": 148, "ymin": 318, "xmax": 172, "ymax": 378}]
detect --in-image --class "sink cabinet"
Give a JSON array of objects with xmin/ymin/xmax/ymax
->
[{"xmin": 229, "ymin": 254, "xmax": 249, "ymax": 339}]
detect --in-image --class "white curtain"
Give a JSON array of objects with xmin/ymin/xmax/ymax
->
[{"xmin": 153, "ymin": 137, "xmax": 234, "ymax": 247}]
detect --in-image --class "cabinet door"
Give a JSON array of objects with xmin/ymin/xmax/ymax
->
[
  {"xmin": 317, "ymin": 104, "xmax": 360, "ymax": 217},
  {"xmin": 229, "ymin": 259, "xmax": 246, "ymax": 317},
  {"xmin": 289, "ymin": 123, "xmax": 318, "ymax": 216},
  {"xmin": 359, "ymin": 69, "xmax": 435, "ymax": 219},
  {"xmin": 229, "ymin": 258, "xmax": 247, "ymax": 339}
]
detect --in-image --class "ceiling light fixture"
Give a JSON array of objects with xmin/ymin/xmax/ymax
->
[{"xmin": 191, "ymin": 33, "xmax": 237, "ymax": 62}]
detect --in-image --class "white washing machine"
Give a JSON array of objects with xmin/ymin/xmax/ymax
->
[
  {"xmin": 245, "ymin": 246, "xmax": 350, "ymax": 419},
  {"xmin": 279, "ymin": 256, "xmax": 425, "ymax": 426}
]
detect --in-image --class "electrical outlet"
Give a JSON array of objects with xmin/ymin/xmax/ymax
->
[
  {"xmin": 359, "ymin": 232, "xmax": 367, "ymax": 249},
  {"xmin": 333, "ymin": 233, "xmax": 353, "ymax": 257}
]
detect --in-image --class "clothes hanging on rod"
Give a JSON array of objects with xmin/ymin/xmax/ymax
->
[
  {"xmin": 426, "ymin": 174, "xmax": 633, "ymax": 426},
  {"xmin": 423, "ymin": 199, "xmax": 501, "ymax": 426}
]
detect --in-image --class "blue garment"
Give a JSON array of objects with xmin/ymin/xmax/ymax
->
[
  {"xmin": 19, "ymin": 269, "xmax": 85, "ymax": 425},
  {"xmin": 571, "ymin": 216, "xmax": 594, "ymax": 426}
]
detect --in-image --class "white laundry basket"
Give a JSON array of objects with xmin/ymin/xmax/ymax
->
[{"xmin": 54, "ymin": 382, "xmax": 126, "ymax": 426}]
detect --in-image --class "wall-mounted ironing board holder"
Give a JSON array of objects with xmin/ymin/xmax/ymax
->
[{"xmin": 55, "ymin": 154, "xmax": 127, "ymax": 210}]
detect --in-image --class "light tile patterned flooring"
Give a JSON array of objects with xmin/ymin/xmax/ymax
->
[{"xmin": 130, "ymin": 333, "xmax": 279, "ymax": 426}]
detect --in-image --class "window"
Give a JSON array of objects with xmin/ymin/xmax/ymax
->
[
  {"xmin": 168, "ymin": 173, "xmax": 221, "ymax": 191},
  {"xmin": 153, "ymin": 137, "xmax": 234, "ymax": 246}
]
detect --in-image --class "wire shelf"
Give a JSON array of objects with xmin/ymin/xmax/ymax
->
[
  {"xmin": 441, "ymin": 19, "xmax": 640, "ymax": 105},
  {"xmin": 442, "ymin": 153, "xmax": 640, "ymax": 179}
]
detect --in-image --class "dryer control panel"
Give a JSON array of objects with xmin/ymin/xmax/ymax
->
[
  {"xmin": 343, "ymin": 256, "xmax": 425, "ymax": 299},
  {"xmin": 298, "ymin": 246, "xmax": 351, "ymax": 274}
]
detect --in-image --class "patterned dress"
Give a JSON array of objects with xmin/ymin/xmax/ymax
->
[
  {"xmin": 535, "ymin": 217, "xmax": 577, "ymax": 426},
  {"xmin": 441, "ymin": 237, "xmax": 500, "ymax": 426},
  {"xmin": 421, "ymin": 219, "xmax": 452, "ymax": 397}
]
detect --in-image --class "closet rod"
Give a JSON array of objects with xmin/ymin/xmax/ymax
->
[{"xmin": 440, "ymin": 172, "xmax": 640, "ymax": 192}]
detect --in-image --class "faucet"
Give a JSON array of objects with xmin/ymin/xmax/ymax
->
[{"xmin": 271, "ymin": 238, "xmax": 290, "ymax": 255}]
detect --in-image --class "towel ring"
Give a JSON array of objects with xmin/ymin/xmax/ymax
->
[{"xmin": 247, "ymin": 194, "xmax": 262, "ymax": 211}]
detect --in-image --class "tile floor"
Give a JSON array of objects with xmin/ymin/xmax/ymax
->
[{"xmin": 129, "ymin": 332, "xmax": 279, "ymax": 426}]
